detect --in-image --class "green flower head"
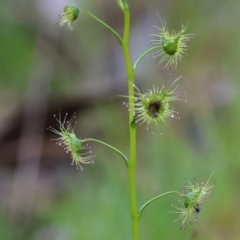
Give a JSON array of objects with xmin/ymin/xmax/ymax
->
[
  {"xmin": 170, "ymin": 171, "xmax": 216, "ymax": 229},
  {"xmin": 150, "ymin": 18, "xmax": 195, "ymax": 70},
  {"xmin": 132, "ymin": 77, "xmax": 181, "ymax": 127},
  {"xmin": 58, "ymin": 4, "xmax": 80, "ymax": 30},
  {"xmin": 48, "ymin": 112, "xmax": 94, "ymax": 170}
]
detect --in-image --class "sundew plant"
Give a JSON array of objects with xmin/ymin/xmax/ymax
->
[{"xmin": 49, "ymin": 1, "xmax": 216, "ymax": 239}]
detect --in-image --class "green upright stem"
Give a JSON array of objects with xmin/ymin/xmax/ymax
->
[{"xmin": 121, "ymin": 3, "xmax": 139, "ymax": 240}]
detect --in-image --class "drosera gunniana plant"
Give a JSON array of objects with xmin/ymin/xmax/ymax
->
[
  {"xmin": 50, "ymin": 1, "xmax": 216, "ymax": 239},
  {"xmin": 150, "ymin": 17, "xmax": 196, "ymax": 70}
]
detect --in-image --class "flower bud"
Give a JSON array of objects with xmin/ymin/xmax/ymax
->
[
  {"xmin": 170, "ymin": 171, "xmax": 216, "ymax": 229},
  {"xmin": 58, "ymin": 4, "xmax": 80, "ymax": 30},
  {"xmin": 48, "ymin": 112, "xmax": 94, "ymax": 170},
  {"xmin": 150, "ymin": 19, "xmax": 195, "ymax": 70}
]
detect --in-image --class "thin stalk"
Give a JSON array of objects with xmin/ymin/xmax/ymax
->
[
  {"xmin": 133, "ymin": 46, "xmax": 159, "ymax": 73},
  {"xmin": 86, "ymin": 138, "xmax": 128, "ymax": 165},
  {"xmin": 83, "ymin": 10, "xmax": 122, "ymax": 45},
  {"xmin": 138, "ymin": 191, "xmax": 182, "ymax": 218},
  {"xmin": 121, "ymin": 3, "xmax": 139, "ymax": 240}
]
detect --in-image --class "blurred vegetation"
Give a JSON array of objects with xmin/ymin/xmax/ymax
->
[{"xmin": 0, "ymin": 0, "xmax": 239, "ymax": 239}]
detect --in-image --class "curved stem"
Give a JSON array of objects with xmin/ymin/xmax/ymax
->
[
  {"xmin": 86, "ymin": 138, "xmax": 128, "ymax": 165},
  {"xmin": 133, "ymin": 45, "xmax": 159, "ymax": 73},
  {"xmin": 83, "ymin": 10, "xmax": 123, "ymax": 45},
  {"xmin": 116, "ymin": 0, "xmax": 124, "ymax": 11},
  {"xmin": 122, "ymin": 0, "xmax": 129, "ymax": 7},
  {"xmin": 138, "ymin": 191, "xmax": 182, "ymax": 218},
  {"xmin": 121, "ymin": 3, "xmax": 139, "ymax": 240}
]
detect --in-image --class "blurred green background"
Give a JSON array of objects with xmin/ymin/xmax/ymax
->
[{"xmin": 0, "ymin": 0, "xmax": 239, "ymax": 239}]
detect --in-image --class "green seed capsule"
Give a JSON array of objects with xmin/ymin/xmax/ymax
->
[
  {"xmin": 64, "ymin": 5, "xmax": 79, "ymax": 22},
  {"xmin": 162, "ymin": 36, "xmax": 180, "ymax": 56},
  {"xmin": 184, "ymin": 191, "xmax": 197, "ymax": 208}
]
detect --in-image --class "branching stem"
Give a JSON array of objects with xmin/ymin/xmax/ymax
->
[{"xmin": 86, "ymin": 138, "xmax": 128, "ymax": 165}]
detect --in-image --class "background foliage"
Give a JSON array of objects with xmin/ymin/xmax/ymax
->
[{"xmin": 0, "ymin": 0, "xmax": 239, "ymax": 239}]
